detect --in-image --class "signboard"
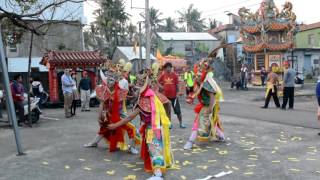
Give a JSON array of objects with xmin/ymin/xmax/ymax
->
[{"xmin": 269, "ymin": 54, "xmax": 282, "ymax": 68}]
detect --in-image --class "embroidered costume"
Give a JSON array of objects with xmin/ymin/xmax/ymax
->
[{"xmin": 184, "ymin": 60, "xmax": 225, "ymax": 150}]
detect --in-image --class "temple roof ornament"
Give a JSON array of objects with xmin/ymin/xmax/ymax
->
[{"xmin": 238, "ymin": 0, "xmax": 297, "ymax": 53}]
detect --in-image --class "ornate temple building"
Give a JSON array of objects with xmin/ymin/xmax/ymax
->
[{"xmin": 239, "ymin": 0, "xmax": 297, "ymax": 84}]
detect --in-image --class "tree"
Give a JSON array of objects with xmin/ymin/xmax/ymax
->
[
  {"xmin": 93, "ymin": 0, "xmax": 129, "ymax": 56},
  {"xmin": 178, "ymin": 4, "xmax": 206, "ymax": 32},
  {"xmin": 149, "ymin": 7, "xmax": 163, "ymax": 32},
  {"xmin": 209, "ymin": 18, "xmax": 217, "ymax": 29},
  {"xmin": 161, "ymin": 17, "xmax": 178, "ymax": 32},
  {"xmin": 0, "ymin": 0, "xmax": 84, "ymax": 154}
]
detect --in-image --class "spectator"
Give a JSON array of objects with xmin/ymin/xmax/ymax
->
[
  {"xmin": 240, "ymin": 64, "xmax": 249, "ymax": 90},
  {"xmin": 158, "ymin": 62, "xmax": 186, "ymax": 128},
  {"xmin": 184, "ymin": 66, "xmax": 194, "ymax": 96},
  {"xmin": 10, "ymin": 74, "xmax": 26, "ymax": 124},
  {"xmin": 71, "ymin": 71, "xmax": 80, "ymax": 116},
  {"xmin": 260, "ymin": 67, "xmax": 268, "ymax": 86},
  {"xmin": 316, "ymin": 76, "xmax": 320, "ymax": 136},
  {"xmin": 79, "ymin": 71, "xmax": 91, "ymax": 112},
  {"xmin": 61, "ymin": 69, "xmax": 75, "ymax": 118},
  {"xmin": 261, "ymin": 68, "xmax": 281, "ymax": 109},
  {"xmin": 282, "ymin": 61, "xmax": 296, "ymax": 110}
]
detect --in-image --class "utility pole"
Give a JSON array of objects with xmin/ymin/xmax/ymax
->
[
  {"xmin": 139, "ymin": 22, "xmax": 143, "ymax": 72},
  {"xmin": 0, "ymin": 24, "xmax": 24, "ymax": 155},
  {"xmin": 145, "ymin": 0, "xmax": 151, "ymax": 68}
]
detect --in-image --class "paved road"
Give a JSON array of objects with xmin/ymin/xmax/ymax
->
[{"xmin": 0, "ymin": 86, "xmax": 320, "ymax": 180}]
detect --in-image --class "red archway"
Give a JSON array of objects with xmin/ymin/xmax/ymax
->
[{"xmin": 40, "ymin": 50, "xmax": 107, "ymax": 103}]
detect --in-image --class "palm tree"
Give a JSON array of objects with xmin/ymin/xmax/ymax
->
[
  {"xmin": 178, "ymin": 4, "xmax": 206, "ymax": 32},
  {"xmin": 162, "ymin": 17, "xmax": 178, "ymax": 32},
  {"xmin": 149, "ymin": 7, "xmax": 164, "ymax": 32}
]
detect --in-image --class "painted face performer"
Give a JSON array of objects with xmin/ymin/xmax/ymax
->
[
  {"xmin": 84, "ymin": 65, "xmax": 140, "ymax": 154},
  {"xmin": 184, "ymin": 59, "xmax": 225, "ymax": 150},
  {"xmin": 108, "ymin": 71, "xmax": 173, "ymax": 180}
]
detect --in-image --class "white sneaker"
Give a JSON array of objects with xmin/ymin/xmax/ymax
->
[
  {"xmin": 183, "ymin": 141, "xmax": 193, "ymax": 150},
  {"xmin": 83, "ymin": 142, "xmax": 98, "ymax": 148},
  {"xmin": 129, "ymin": 146, "xmax": 139, "ymax": 154}
]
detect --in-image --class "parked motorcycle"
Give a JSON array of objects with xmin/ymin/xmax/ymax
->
[
  {"xmin": 295, "ymin": 72, "xmax": 304, "ymax": 88},
  {"xmin": 21, "ymin": 94, "xmax": 41, "ymax": 124}
]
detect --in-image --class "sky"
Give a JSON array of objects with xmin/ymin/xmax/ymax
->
[{"xmin": 84, "ymin": 0, "xmax": 320, "ymax": 26}]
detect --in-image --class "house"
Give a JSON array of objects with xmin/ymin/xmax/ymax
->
[
  {"xmin": 156, "ymin": 32, "xmax": 220, "ymax": 64},
  {"xmin": 112, "ymin": 46, "xmax": 156, "ymax": 73},
  {"xmin": 290, "ymin": 22, "xmax": 320, "ymax": 76}
]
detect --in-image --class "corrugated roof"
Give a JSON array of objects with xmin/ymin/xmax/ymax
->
[
  {"xmin": 300, "ymin": 22, "xmax": 320, "ymax": 31},
  {"xmin": 8, "ymin": 57, "xmax": 48, "ymax": 72},
  {"xmin": 157, "ymin": 32, "xmax": 217, "ymax": 41},
  {"xmin": 116, "ymin": 46, "xmax": 156, "ymax": 61}
]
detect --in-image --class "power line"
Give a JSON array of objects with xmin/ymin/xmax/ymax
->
[
  {"xmin": 202, "ymin": 0, "xmax": 254, "ymax": 14},
  {"xmin": 203, "ymin": 2, "xmax": 261, "ymax": 18}
]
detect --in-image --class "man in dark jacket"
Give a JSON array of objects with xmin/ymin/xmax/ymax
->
[{"xmin": 11, "ymin": 74, "xmax": 26, "ymax": 124}]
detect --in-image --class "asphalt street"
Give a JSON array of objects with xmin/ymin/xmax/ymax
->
[{"xmin": 0, "ymin": 87, "xmax": 319, "ymax": 180}]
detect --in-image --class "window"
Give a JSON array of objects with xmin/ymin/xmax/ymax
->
[
  {"xmin": 308, "ymin": 34, "xmax": 316, "ymax": 46},
  {"xmin": 185, "ymin": 44, "xmax": 192, "ymax": 51},
  {"xmin": 8, "ymin": 44, "xmax": 17, "ymax": 53}
]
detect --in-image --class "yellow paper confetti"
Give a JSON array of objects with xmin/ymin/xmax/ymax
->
[
  {"xmin": 126, "ymin": 165, "xmax": 136, "ymax": 168},
  {"xmin": 247, "ymin": 165, "xmax": 256, "ymax": 167},
  {"xmin": 84, "ymin": 167, "xmax": 92, "ymax": 171},
  {"xmin": 291, "ymin": 137, "xmax": 302, "ymax": 141},
  {"xmin": 197, "ymin": 165, "xmax": 208, "ymax": 170},
  {"xmin": 135, "ymin": 162, "xmax": 144, "ymax": 165},
  {"xmin": 42, "ymin": 161, "xmax": 49, "ymax": 165},
  {"xmin": 272, "ymin": 160, "xmax": 281, "ymax": 163},
  {"xmin": 274, "ymin": 147, "xmax": 279, "ymax": 150},
  {"xmin": 244, "ymin": 147, "xmax": 261, "ymax": 151},
  {"xmin": 244, "ymin": 172, "xmax": 254, "ymax": 175},
  {"xmin": 168, "ymin": 165, "xmax": 181, "ymax": 170},
  {"xmin": 180, "ymin": 175, "xmax": 187, "ymax": 180},
  {"xmin": 132, "ymin": 168, "xmax": 142, "ymax": 171},
  {"xmin": 306, "ymin": 158, "xmax": 317, "ymax": 161},
  {"xmin": 248, "ymin": 155, "xmax": 258, "ymax": 158},
  {"xmin": 106, "ymin": 170, "xmax": 115, "ymax": 175},
  {"xmin": 225, "ymin": 165, "xmax": 230, "ymax": 169},
  {"xmin": 183, "ymin": 153, "xmax": 191, "ymax": 156},
  {"xmin": 218, "ymin": 150, "xmax": 228, "ymax": 155},
  {"xmin": 232, "ymin": 166, "xmax": 239, "ymax": 170},
  {"xmin": 315, "ymin": 171, "xmax": 320, "ymax": 174},
  {"xmin": 289, "ymin": 168, "xmax": 301, "ymax": 172},
  {"xmin": 64, "ymin": 165, "xmax": 70, "ymax": 170},
  {"xmin": 182, "ymin": 161, "xmax": 193, "ymax": 166},
  {"xmin": 123, "ymin": 175, "xmax": 136, "ymax": 180},
  {"xmin": 78, "ymin": 158, "xmax": 86, "ymax": 162},
  {"xmin": 175, "ymin": 160, "xmax": 180, "ymax": 164},
  {"xmin": 248, "ymin": 158, "xmax": 258, "ymax": 161},
  {"xmin": 271, "ymin": 151, "xmax": 277, "ymax": 154},
  {"xmin": 104, "ymin": 159, "xmax": 111, "ymax": 162},
  {"xmin": 208, "ymin": 160, "xmax": 217, "ymax": 163}
]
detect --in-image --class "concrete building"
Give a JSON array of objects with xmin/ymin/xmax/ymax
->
[
  {"xmin": 112, "ymin": 46, "xmax": 156, "ymax": 73},
  {"xmin": 291, "ymin": 22, "xmax": 320, "ymax": 76},
  {"xmin": 156, "ymin": 32, "xmax": 220, "ymax": 64}
]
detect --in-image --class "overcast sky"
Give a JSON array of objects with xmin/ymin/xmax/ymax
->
[{"xmin": 84, "ymin": 0, "xmax": 320, "ymax": 26}]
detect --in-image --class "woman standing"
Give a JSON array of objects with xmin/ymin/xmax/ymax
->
[{"xmin": 71, "ymin": 71, "xmax": 79, "ymax": 116}]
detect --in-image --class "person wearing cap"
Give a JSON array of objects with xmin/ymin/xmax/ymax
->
[
  {"xmin": 61, "ymin": 69, "xmax": 75, "ymax": 118},
  {"xmin": 79, "ymin": 71, "xmax": 91, "ymax": 112},
  {"xmin": 158, "ymin": 62, "xmax": 186, "ymax": 128},
  {"xmin": 282, "ymin": 61, "xmax": 296, "ymax": 110},
  {"xmin": 261, "ymin": 67, "xmax": 281, "ymax": 109}
]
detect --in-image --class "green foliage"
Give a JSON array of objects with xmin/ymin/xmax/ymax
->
[
  {"xmin": 1, "ymin": 18, "xmax": 25, "ymax": 46},
  {"xmin": 161, "ymin": 17, "xmax": 178, "ymax": 32},
  {"xmin": 195, "ymin": 42, "xmax": 209, "ymax": 53},
  {"xmin": 209, "ymin": 18, "xmax": 217, "ymax": 29},
  {"xmin": 149, "ymin": 7, "xmax": 163, "ymax": 31},
  {"xmin": 178, "ymin": 4, "xmax": 206, "ymax": 32}
]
